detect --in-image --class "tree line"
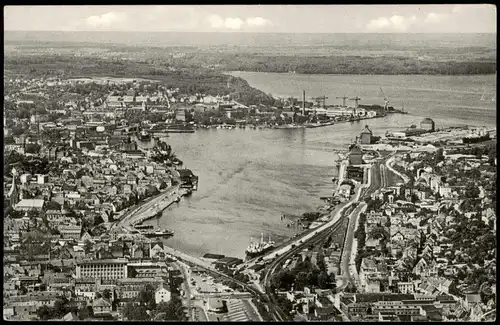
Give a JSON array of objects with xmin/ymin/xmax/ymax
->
[{"xmin": 5, "ymin": 54, "xmax": 275, "ymax": 107}]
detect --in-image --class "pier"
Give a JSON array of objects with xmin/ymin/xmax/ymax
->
[{"xmin": 112, "ymin": 185, "xmax": 188, "ymax": 231}]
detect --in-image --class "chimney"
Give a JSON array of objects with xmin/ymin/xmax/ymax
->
[{"xmin": 302, "ymin": 90, "xmax": 306, "ymax": 115}]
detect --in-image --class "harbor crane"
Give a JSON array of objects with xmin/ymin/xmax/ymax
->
[
  {"xmin": 349, "ymin": 96, "xmax": 361, "ymax": 109},
  {"xmin": 313, "ymin": 95, "xmax": 328, "ymax": 108},
  {"xmin": 480, "ymin": 87, "xmax": 486, "ymax": 101},
  {"xmin": 336, "ymin": 95, "xmax": 349, "ymax": 107},
  {"xmin": 380, "ymin": 87, "xmax": 389, "ymax": 110}
]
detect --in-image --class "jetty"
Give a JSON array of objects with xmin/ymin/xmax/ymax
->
[{"xmin": 130, "ymin": 187, "xmax": 190, "ymax": 227}]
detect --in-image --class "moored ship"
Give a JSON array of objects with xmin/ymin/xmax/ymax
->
[
  {"xmin": 142, "ymin": 228, "xmax": 174, "ymax": 238},
  {"xmin": 134, "ymin": 224, "xmax": 155, "ymax": 230},
  {"xmin": 165, "ymin": 123, "xmax": 195, "ymax": 133},
  {"xmin": 245, "ymin": 233, "xmax": 276, "ymax": 259},
  {"xmin": 463, "ymin": 128, "xmax": 491, "ymax": 144}
]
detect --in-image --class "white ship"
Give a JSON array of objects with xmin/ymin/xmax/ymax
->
[{"xmin": 245, "ymin": 233, "xmax": 276, "ymax": 258}]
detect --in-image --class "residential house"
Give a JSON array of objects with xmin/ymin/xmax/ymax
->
[
  {"xmin": 58, "ymin": 224, "xmax": 82, "ymax": 240},
  {"xmin": 150, "ymin": 242, "xmax": 165, "ymax": 259},
  {"xmin": 155, "ymin": 283, "xmax": 171, "ymax": 304},
  {"xmin": 92, "ymin": 297, "xmax": 112, "ymax": 316},
  {"xmin": 398, "ymin": 282, "xmax": 415, "ymax": 294},
  {"xmin": 413, "ymin": 258, "xmax": 438, "ymax": 278}
]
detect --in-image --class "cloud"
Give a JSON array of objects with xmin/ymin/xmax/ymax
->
[
  {"xmin": 85, "ymin": 11, "xmax": 127, "ymax": 28},
  {"xmin": 424, "ymin": 12, "xmax": 448, "ymax": 24},
  {"xmin": 208, "ymin": 14, "xmax": 224, "ymax": 28},
  {"xmin": 208, "ymin": 14, "xmax": 270, "ymax": 30},
  {"xmin": 366, "ymin": 15, "xmax": 417, "ymax": 32},
  {"xmin": 246, "ymin": 17, "xmax": 270, "ymax": 27},
  {"xmin": 225, "ymin": 17, "xmax": 244, "ymax": 30},
  {"xmin": 208, "ymin": 14, "xmax": 243, "ymax": 29},
  {"xmin": 367, "ymin": 17, "xmax": 390, "ymax": 30}
]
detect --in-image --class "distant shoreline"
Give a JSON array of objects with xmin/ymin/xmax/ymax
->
[{"xmin": 226, "ymin": 71, "xmax": 497, "ymax": 77}]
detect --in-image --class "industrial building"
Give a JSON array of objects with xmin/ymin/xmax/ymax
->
[
  {"xmin": 420, "ymin": 118, "xmax": 436, "ymax": 132},
  {"xmin": 348, "ymin": 145, "xmax": 364, "ymax": 166},
  {"xmin": 360, "ymin": 125, "xmax": 373, "ymax": 145}
]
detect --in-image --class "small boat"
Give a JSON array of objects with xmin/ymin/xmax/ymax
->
[
  {"xmin": 142, "ymin": 228, "xmax": 174, "ymax": 238},
  {"xmin": 134, "ymin": 224, "xmax": 155, "ymax": 230}
]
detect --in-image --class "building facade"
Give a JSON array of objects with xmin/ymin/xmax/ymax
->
[
  {"xmin": 76, "ymin": 259, "xmax": 128, "ymax": 279},
  {"xmin": 360, "ymin": 125, "xmax": 373, "ymax": 145}
]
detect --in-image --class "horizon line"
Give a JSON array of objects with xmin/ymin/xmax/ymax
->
[{"xmin": 4, "ymin": 30, "xmax": 497, "ymax": 35}]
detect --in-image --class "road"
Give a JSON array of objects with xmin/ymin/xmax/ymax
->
[
  {"xmin": 338, "ymin": 157, "xmax": 387, "ymax": 290},
  {"xmin": 338, "ymin": 202, "xmax": 367, "ymax": 290},
  {"xmin": 160, "ymin": 246, "xmax": 275, "ymax": 320},
  {"xmin": 259, "ymin": 179, "xmax": 369, "ymax": 265},
  {"xmin": 260, "ymin": 156, "xmax": 389, "ymax": 320},
  {"xmin": 261, "ymin": 215, "xmax": 350, "ymax": 321},
  {"xmin": 170, "ymin": 261, "xmax": 193, "ymax": 320},
  {"xmin": 385, "ymin": 155, "xmax": 410, "ymax": 184},
  {"xmin": 261, "ymin": 181, "xmax": 370, "ymax": 321},
  {"xmin": 111, "ymin": 185, "xmax": 181, "ymax": 231}
]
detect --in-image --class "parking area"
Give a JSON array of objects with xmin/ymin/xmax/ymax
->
[
  {"xmin": 192, "ymin": 306, "xmax": 208, "ymax": 321},
  {"xmin": 189, "ymin": 273, "xmax": 234, "ymax": 294},
  {"xmin": 201, "ymin": 298, "xmax": 261, "ymax": 322}
]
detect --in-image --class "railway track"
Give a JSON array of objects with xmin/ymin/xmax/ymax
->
[
  {"xmin": 261, "ymin": 157, "xmax": 389, "ymax": 320},
  {"xmin": 262, "ymin": 212, "xmax": 349, "ymax": 321}
]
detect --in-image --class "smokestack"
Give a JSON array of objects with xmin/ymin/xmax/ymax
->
[{"xmin": 302, "ymin": 90, "xmax": 306, "ymax": 115}]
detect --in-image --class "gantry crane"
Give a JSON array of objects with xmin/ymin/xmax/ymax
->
[
  {"xmin": 313, "ymin": 95, "xmax": 328, "ymax": 108},
  {"xmin": 336, "ymin": 95, "xmax": 349, "ymax": 107},
  {"xmin": 349, "ymin": 96, "xmax": 361, "ymax": 109},
  {"xmin": 380, "ymin": 87, "xmax": 389, "ymax": 110}
]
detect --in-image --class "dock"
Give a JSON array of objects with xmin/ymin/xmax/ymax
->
[{"xmin": 130, "ymin": 188, "xmax": 190, "ymax": 227}]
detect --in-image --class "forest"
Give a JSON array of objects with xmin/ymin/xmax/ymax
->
[
  {"xmin": 4, "ymin": 54, "xmax": 275, "ymax": 106},
  {"xmin": 5, "ymin": 40, "xmax": 496, "ymax": 77},
  {"xmin": 174, "ymin": 53, "xmax": 497, "ymax": 75}
]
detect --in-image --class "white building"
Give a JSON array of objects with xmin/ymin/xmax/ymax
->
[
  {"xmin": 76, "ymin": 259, "xmax": 128, "ymax": 279},
  {"xmin": 20, "ymin": 174, "xmax": 32, "ymax": 184},
  {"xmin": 398, "ymin": 282, "xmax": 415, "ymax": 294},
  {"xmin": 155, "ymin": 284, "xmax": 171, "ymax": 304},
  {"xmin": 15, "ymin": 199, "xmax": 45, "ymax": 212}
]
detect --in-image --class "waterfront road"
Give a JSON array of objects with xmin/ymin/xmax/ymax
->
[
  {"xmin": 171, "ymin": 260, "xmax": 193, "ymax": 320},
  {"xmin": 260, "ymin": 181, "xmax": 371, "ymax": 321},
  {"xmin": 338, "ymin": 158, "xmax": 386, "ymax": 291},
  {"xmin": 338, "ymin": 202, "xmax": 367, "ymax": 290},
  {"xmin": 385, "ymin": 154, "xmax": 410, "ymax": 184},
  {"xmin": 111, "ymin": 185, "xmax": 181, "ymax": 231},
  {"xmin": 260, "ymin": 179, "xmax": 368, "ymax": 264},
  {"xmin": 262, "ymin": 215, "xmax": 348, "ymax": 321}
]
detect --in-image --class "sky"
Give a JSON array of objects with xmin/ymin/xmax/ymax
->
[{"xmin": 4, "ymin": 5, "xmax": 497, "ymax": 33}]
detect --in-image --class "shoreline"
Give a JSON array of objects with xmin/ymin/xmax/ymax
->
[
  {"xmin": 112, "ymin": 185, "xmax": 187, "ymax": 231},
  {"xmin": 227, "ymin": 70, "xmax": 497, "ymax": 77},
  {"xmin": 193, "ymin": 114, "xmax": 390, "ymax": 131}
]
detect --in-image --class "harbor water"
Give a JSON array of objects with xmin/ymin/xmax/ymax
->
[{"xmin": 142, "ymin": 73, "xmax": 496, "ymax": 259}]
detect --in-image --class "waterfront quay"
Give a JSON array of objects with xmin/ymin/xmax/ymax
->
[{"xmin": 113, "ymin": 185, "xmax": 188, "ymax": 231}]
